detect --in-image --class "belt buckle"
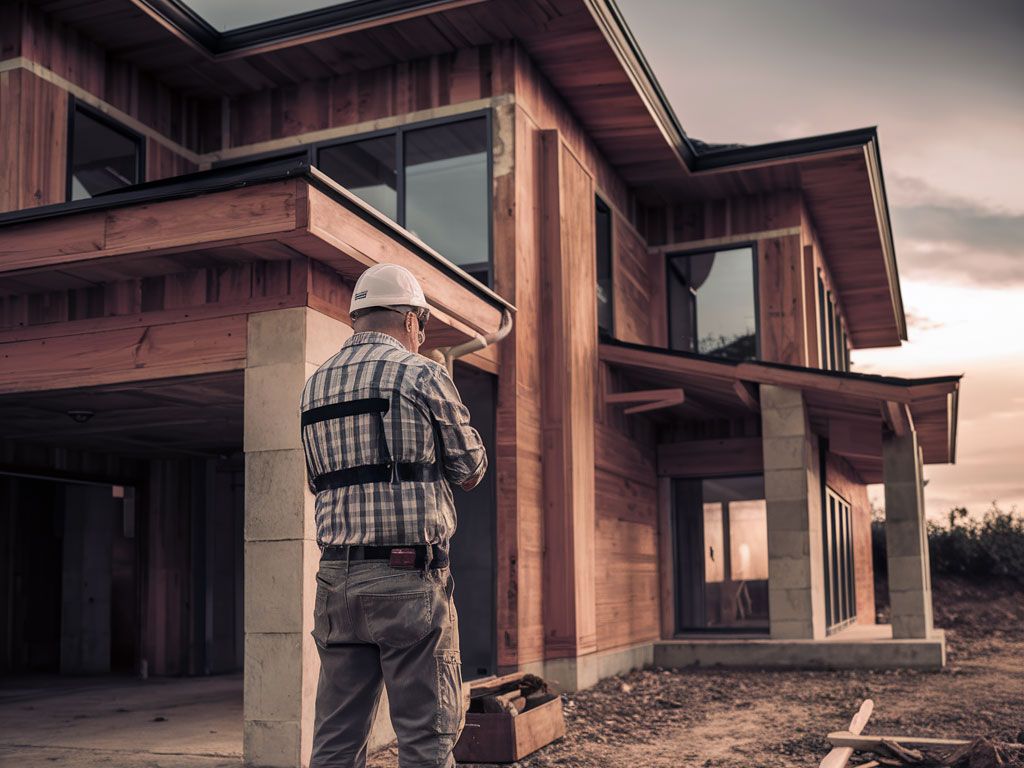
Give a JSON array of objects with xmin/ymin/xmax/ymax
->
[{"xmin": 389, "ymin": 547, "xmax": 417, "ymax": 569}]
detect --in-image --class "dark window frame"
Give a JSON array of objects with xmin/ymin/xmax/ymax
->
[
  {"xmin": 314, "ymin": 109, "xmax": 494, "ymax": 287},
  {"xmin": 821, "ymin": 477, "xmax": 857, "ymax": 634},
  {"xmin": 595, "ymin": 195, "xmax": 614, "ymax": 339},
  {"xmin": 66, "ymin": 96, "xmax": 145, "ymax": 202},
  {"xmin": 671, "ymin": 472, "xmax": 771, "ymax": 636},
  {"xmin": 664, "ymin": 243, "xmax": 762, "ymax": 361}
]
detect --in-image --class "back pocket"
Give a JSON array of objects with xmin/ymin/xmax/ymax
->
[{"xmin": 360, "ymin": 590, "xmax": 433, "ymax": 649}]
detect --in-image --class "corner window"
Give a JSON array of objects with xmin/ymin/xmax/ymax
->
[
  {"xmin": 667, "ymin": 246, "xmax": 758, "ymax": 360},
  {"xmin": 674, "ymin": 475, "xmax": 769, "ymax": 633},
  {"xmin": 317, "ymin": 114, "xmax": 491, "ymax": 286},
  {"xmin": 67, "ymin": 102, "xmax": 143, "ymax": 201},
  {"xmin": 595, "ymin": 196, "xmax": 613, "ymax": 337}
]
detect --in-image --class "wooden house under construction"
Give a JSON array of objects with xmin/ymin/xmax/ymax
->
[{"xmin": 0, "ymin": 0, "xmax": 960, "ymax": 765}]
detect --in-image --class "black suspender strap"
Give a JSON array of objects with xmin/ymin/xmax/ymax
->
[{"xmin": 302, "ymin": 396, "xmax": 438, "ymax": 492}]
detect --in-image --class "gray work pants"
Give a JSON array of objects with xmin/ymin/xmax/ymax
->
[{"xmin": 309, "ymin": 559, "xmax": 464, "ymax": 768}]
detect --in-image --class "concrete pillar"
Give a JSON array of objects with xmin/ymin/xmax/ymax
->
[
  {"xmin": 243, "ymin": 307, "xmax": 350, "ymax": 768},
  {"xmin": 882, "ymin": 430, "xmax": 934, "ymax": 639},
  {"xmin": 761, "ymin": 385, "xmax": 827, "ymax": 640}
]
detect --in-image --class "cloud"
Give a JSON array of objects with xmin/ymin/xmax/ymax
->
[
  {"xmin": 887, "ymin": 175, "xmax": 1024, "ymax": 284},
  {"xmin": 905, "ymin": 310, "xmax": 943, "ymax": 332}
]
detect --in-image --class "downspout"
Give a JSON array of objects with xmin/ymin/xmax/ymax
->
[{"xmin": 441, "ymin": 308, "xmax": 513, "ymax": 376}]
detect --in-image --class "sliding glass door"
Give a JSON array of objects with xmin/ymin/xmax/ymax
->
[
  {"xmin": 674, "ymin": 475, "xmax": 769, "ymax": 633},
  {"xmin": 823, "ymin": 487, "xmax": 857, "ymax": 632}
]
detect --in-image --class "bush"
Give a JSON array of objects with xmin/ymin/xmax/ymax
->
[
  {"xmin": 872, "ymin": 503, "xmax": 1024, "ymax": 584},
  {"xmin": 929, "ymin": 505, "xmax": 1024, "ymax": 583}
]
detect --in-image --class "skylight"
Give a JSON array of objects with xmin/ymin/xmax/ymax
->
[{"xmin": 178, "ymin": 0, "xmax": 358, "ymax": 32}]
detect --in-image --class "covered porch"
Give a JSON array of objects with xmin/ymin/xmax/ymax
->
[
  {"xmin": 0, "ymin": 159, "xmax": 511, "ymax": 767},
  {"xmin": 600, "ymin": 339, "xmax": 960, "ymax": 670}
]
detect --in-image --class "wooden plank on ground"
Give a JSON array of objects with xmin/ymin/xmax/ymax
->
[{"xmin": 820, "ymin": 700, "xmax": 874, "ymax": 768}]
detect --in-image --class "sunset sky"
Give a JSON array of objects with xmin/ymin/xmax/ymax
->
[{"xmin": 617, "ymin": 0, "xmax": 1024, "ymax": 519}]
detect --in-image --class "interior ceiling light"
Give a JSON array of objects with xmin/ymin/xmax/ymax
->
[{"xmin": 67, "ymin": 410, "xmax": 95, "ymax": 424}]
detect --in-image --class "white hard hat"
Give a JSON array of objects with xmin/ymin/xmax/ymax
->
[{"xmin": 350, "ymin": 263, "xmax": 429, "ymax": 315}]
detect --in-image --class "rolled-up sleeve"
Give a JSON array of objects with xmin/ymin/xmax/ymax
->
[{"xmin": 417, "ymin": 364, "xmax": 487, "ymax": 487}]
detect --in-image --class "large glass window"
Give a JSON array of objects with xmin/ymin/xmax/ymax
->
[
  {"xmin": 405, "ymin": 118, "xmax": 489, "ymax": 281},
  {"xmin": 823, "ymin": 487, "xmax": 856, "ymax": 632},
  {"xmin": 317, "ymin": 115, "xmax": 491, "ymax": 285},
  {"xmin": 674, "ymin": 475, "xmax": 769, "ymax": 633},
  {"xmin": 318, "ymin": 135, "xmax": 397, "ymax": 220},
  {"xmin": 667, "ymin": 246, "xmax": 758, "ymax": 360},
  {"xmin": 68, "ymin": 103, "xmax": 142, "ymax": 201},
  {"xmin": 595, "ymin": 196, "xmax": 613, "ymax": 337}
]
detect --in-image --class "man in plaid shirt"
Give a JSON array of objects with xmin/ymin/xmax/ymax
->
[{"xmin": 302, "ymin": 263, "xmax": 487, "ymax": 768}]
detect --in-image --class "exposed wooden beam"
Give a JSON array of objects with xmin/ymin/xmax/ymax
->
[
  {"xmin": 607, "ymin": 387, "xmax": 684, "ymax": 415},
  {"xmin": 0, "ymin": 315, "xmax": 247, "ymax": 395},
  {"xmin": 732, "ymin": 380, "xmax": 760, "ymax": 412},
  {"xmin": 882, "ymin": 400, "xmax": 914, "ymax": 437},
  {"xmin": 657, "ymin": 437, "xmax": 763, "ymax": 478},
  {"xmin": 828, "ymin": 417, "xmax": 883, "ymax": 461}
]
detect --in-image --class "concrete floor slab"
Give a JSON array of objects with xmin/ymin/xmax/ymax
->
[{"xmin": 0, "ymin": 674, "xmax": 242, "ymax": 768}]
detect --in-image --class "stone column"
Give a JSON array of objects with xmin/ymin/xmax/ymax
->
[
  {"xmin": 761, "ymin": 385, "xmax": 827, "ymax": 640},
  {"xmin": 882, "ymin": 430, "xmax": 934, "ymax": 639},
  {"xmin": 243, "ymin": 307, "xmax": 350, "ymax": 768}
]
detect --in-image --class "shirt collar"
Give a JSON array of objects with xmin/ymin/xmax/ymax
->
[{"xmin": 342, "ymin": 330, "xmax": 409, "ymax": 352}]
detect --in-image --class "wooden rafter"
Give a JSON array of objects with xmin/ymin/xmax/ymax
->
[
  {"xmin": 882, "ymin": 400, "xmax": 914, "ymax": 437},
  {"xmin": 733, "ymin": 380, "xmax": 760, "ymax": 412},
  {"xmin": 607, "ymin": 387, "xmax": 684, "ymax": 415}
]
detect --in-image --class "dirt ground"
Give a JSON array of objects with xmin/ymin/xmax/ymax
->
[{"xmin": 372, "ymin": 576, "xmax": 1024, "ymax": 768}]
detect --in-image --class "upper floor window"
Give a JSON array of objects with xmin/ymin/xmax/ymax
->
[
  {"xmin": 317, "ymin": 114, "xmax": 491, "ymax": 286},
  {"xmin": 817, "ymin": 269, "xmax": 850, "ymax": 372},
  {"xmin": 67, "ymin": 102, "xmax": 143, "ymax": 201},
  {"xmin": 667, "ymin": 246, "xmax": 758, "ymax": 360},
  {"xmin": 595, "ymin": 196, "xmax": 613, "ymax": 337}
]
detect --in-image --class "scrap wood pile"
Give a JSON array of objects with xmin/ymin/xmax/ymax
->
[
  {"xmin": 822, "ymin": 700, "xmax": 1024, "ymax": 768},
  {"xmin": 467, "ymin": 672, "xmax": 553, "ymax": 716}
]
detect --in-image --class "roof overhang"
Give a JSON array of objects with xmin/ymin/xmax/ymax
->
[
  {"xmin": 599, "ymin": 339, "xmax": 960, "ymax": 484},
  {"xmin": 0, "ymin": 158, "xmax": 512, "ymax": 346},
  {"xmin": 26, "ymin": 0, "xmax": 904, "ymax": 346}
]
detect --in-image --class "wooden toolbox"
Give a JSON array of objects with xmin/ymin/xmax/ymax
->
[{"xmin": 454, "ymin": 673, "xmax": 566, "ymax": 763}]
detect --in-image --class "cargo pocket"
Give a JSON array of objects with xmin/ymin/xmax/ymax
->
[
  {"xmin": 434, "ymin": 648, "xmax": 463, "ymax": 737},
  {"xmin": 311, "ymin": 574, "xmax": 331, "ymax": 647},
  {"xmin": 361, "ymin": 590, "xmax": 433, "ymax": 649}
]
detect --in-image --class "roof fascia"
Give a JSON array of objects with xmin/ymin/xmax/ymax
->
[
  {"xmin": 0, "ymin": 158, "xmax": 513, "ymax": 314},
  {"xmin": 132, "ymin": 0, "xmax": 474, "ymax": 55},
  {"xmin": 599, "ymin": 338, "xmax": 962, "ymax": 390}
]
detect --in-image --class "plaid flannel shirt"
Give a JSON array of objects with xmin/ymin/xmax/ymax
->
[{"xmin": 300, "ymin": 331, "xmax": 487, "ymax": 546}]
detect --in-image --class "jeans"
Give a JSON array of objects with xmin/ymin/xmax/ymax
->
[{"xmin": 309, "ymin": 559, "xmax": 463, "ymax": 768}]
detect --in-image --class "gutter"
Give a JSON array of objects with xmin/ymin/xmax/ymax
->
[{"xmin": 441, "ymin": 308, "xmax": 513, "ymax": 375}]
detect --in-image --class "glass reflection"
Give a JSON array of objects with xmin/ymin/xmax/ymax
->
[
  {"xmin": 319, "ymin": 135, "xmax": 397, "ymax": 220},
  {"xmin": 70, "ymin": 108, "xmax": 141, "ymax": 201},
  {"xmin": 405, "ymin": 118, "xmax": 488, "ymax": 274},
  {"xmin": 667, "ymin": 246, "xmax": 757, "ymax": 360},
  {"xmin": 675, "ymin": 475, "xmax": 769, "ymax": 632}
]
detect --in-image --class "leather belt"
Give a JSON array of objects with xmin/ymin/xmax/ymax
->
[{"xmin": 320, "ymin": 543, "xmax": 449, "ymax": 570}]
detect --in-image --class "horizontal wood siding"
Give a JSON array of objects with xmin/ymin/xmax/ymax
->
[
  {"xmin": 594, "ymin": 368, "xmax": 659, "ymax": 651},
  {"xmin": 825, "ymin": 452, "xmax": 875, "ymax": 625}
]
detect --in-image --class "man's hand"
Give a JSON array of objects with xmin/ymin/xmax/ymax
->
[{"xmin": 460, "ymin": 475, "xmax": 481, "ymax": 492}]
